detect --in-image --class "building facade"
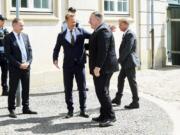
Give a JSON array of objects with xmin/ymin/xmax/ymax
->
[{"xmin": 0, "ymin": 0, "xmax": 178, "ymax": 87}]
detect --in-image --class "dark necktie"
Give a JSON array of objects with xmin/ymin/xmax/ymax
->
[
  {"xmin": 122, "ymin": 34, "xmax": 125, "ymax": 39},
  {"xmin": 70, "ymin": 30, "xmax": 75, "ymax": 46}
]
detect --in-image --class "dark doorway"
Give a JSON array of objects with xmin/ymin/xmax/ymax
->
[{"xmin": 167, "ymin": 6, "xmax": 180, "ymax": 65}]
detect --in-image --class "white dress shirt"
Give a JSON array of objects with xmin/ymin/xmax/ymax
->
[
  {"xmin": 61, "ymin": 21, "xmax": 67, "ymax": 32},
  {"xmin": 123, "ymin": 28, "xmax": 129, "ymax": 37},
  {"xmin": 13, "ymin": 32, "xmax": 27, "ymax": 63},
  {"xmin": 65, "ymin": 28, "xmax": 77, "ymax": 44}
]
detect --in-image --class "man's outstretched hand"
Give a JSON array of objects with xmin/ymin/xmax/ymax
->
[
  {"xmin": 94, "ymin": 67, "xmax": 101, "ymax": 77},
  {"xmin": 53, "ymin": 60, "xmax": 60, "ymax": 69}
]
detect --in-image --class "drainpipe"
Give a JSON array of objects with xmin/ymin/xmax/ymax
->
[
  {"xmin": 137, "ymin": 0, "xmax": 141, "ymax": 69},
  {"xmin": 16, "ymin": 0, "xmax": 20, "ymax": 18},
  {"xmin": 151, "ymin": 0, "xmax": 155, "ymax": 69},
  {"xmin": 16, "ymin": 0, "xmax": 21, "ymax": 107}
]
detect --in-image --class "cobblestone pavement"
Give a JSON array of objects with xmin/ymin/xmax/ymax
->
[
  {"xmin": 109, "ymin": 66, "xmax": 180, "ymax": 102},
  {"xmin": 0, "ymin": 88, "xmax": 173, "ymax": 134},
  {"xmin": 1, "ymin": 66, "xmax": 179, "ymax": 135}
]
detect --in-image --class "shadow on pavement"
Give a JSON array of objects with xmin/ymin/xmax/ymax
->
[
  {"xmin": 0, "ymin": 106, "xmax": 7, "ymax": 110},
  {"xmin": 0, "ymin": 114, "xmax": 9, "ymax": 118},
  {"xmin": 30, "ymin": 90, "xmax": 79, "ymax": 97},
  {"xmin": 30, "ymin": 91, "xmax": 63, "ymax": 97},
  {"xmin": 16, "ymin": 121, "xmax": 98, "ymax": 134},
  {"xmin": 0, "ymin": 107, "xmax": 127, "ymax": 134}
]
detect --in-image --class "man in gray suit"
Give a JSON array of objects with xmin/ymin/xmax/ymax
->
[
  {"xmin": 5, "ymin": 18, "xmax": 37, "ymax": 118},
  {"xmin": 112, "ymin": 19, "xmax": 140, "ymax": 109}
]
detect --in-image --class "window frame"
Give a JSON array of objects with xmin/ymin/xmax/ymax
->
[
  {"xmin": 104, "ymin": 0, "xmax": 130, "ymax": 15},
  {"xmin": 168, "ymin": 0, "xmax": 180, "ymax": 5},
  {"xmin": 10, "ymin": 0, "xmax": 53, "ymax": 13}
]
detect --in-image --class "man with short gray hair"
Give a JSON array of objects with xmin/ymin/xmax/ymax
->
[
  {"xmin": 112, "ymin": 18, "xmax": 140, "ymax": 109},
  {"xmin": 88, "ymin": 11, "xmax": 119, "ymax": 127}
]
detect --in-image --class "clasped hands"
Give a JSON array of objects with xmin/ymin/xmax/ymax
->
[{"xmin": 20, "ymin": 62, "xmax": 29, "ymax": 70}]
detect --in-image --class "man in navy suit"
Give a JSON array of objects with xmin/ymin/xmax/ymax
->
[
  {"xmin": 61, "ymin": 7, "xmax": 89, "ymax": 92},
  {"xmin": 53, "ymin": 13, "xmax": 90, "ymax": 118}
]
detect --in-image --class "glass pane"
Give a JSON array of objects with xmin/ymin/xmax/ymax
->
[
  {"xmin": 34, "ymin": 0, "xmax": 41, "ymax": 8},
  {"xmin": 12, "ymin": 0, "xmax": 28, "ymax": 8},
  {"xmin": 123, "ymin": 2, "xmax": 127, "ymax": 12},
  {"xmin": 118, "ymin": 2, "xmax": 122, "ymax": 11},
  {"xmin": 12, "ymin": 0, "xmax": 16, "ymax": 7},
  {"xmin": 168, "ymin": 0, "xmax": 179, "ymax": 4},
  {"xmin": 110, "ymin": 1, "xmax": 115, "ymax": 11},
  {"xmin": 21, "ymin": 0, "xmax": 27, "ymax": 7},
  {"xmin": 104, "ymin": 1, "xmax": 110, "ymax": 11},
  {"xmin": 42, "ymin": 0, "xmax": 49, "ymax": 8}
]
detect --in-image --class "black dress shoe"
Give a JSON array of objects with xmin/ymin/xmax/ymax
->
[
  {"xmin": 112, "ymin": 98, "xmax": 121, "ymax": 106},
  {"xmin": 9, "ymin": 110, "xmax": 17, "ymax": 118},
  {"xmin": 92, "ymin": 116, "xmax": 104, "ymax": 123},
  {"xmin": 99, "ymin": 118, "xmax": 116, "ymax": 127},
  {"xmin": 23, "ymin": 109, "xmax": 38, "ymax": 114},
  {"xmin": 79, "ymin": 111, "xmax": 89, "ymax": 118},
  {"xmin": 65, "ymin": 111, "xmax": 73, "ymax": 118},
  {"xmin": 2, "ymin": 91, "xmax": 9, "ymax": 96},
  {"xmin": 124, "ymin": 102, "xmax": 139, "ymax": 109}
]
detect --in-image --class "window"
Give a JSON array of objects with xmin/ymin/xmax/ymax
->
[
  {"xmin": 34, "ymin": 0, "xmax": 49, "ymax": 8},
  {"xmin": 12, "ymin": 0, "xmax": 28, "ymax": 8},
  {"xmin": 11, "ymin": 0, "xmax": 52, "ymax": 12},
  {"xmin": 104, "ymin": 0, "xmax": 129, "ymax": 14},
  {"xmin": 168, "ymin": 0, "xmax": 180, "ymax": 5}
]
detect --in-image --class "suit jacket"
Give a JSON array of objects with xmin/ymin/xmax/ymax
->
[
  {"xmin": 53, "ymin": 27, "xmax": 91, "ymax": 68},
  {"xmin": 118, "ymin": 29, "xmax": 140, "ymax": 69},
  {"xmin": 4, "ymin": 32, "xmax": 32, "ymax": 72},
  {"xmin": 89, "ymin": 23, "xmax": 119, "ymax": 75}
]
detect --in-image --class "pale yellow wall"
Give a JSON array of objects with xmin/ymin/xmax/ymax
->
[
  {"xmin": 0, "ymin": 0, "xmax": 169, "ymax": 88},
  {"xmin": 102, "ymin": 0, "xmax": 139, "ymax": 63},
  {"xmin": 0, "ymin": 0, "xmax": 63, "ymax": 88},
  {"xmin": 0, "ymin": 0, "xmax": 140, "ymax": 88},
  {"xmin": 138, "ymin": 0, "xmax": 167, "ymax": 69}
]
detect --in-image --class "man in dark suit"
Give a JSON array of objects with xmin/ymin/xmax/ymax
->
[
  {"xmin": 88, "ymin": 12, "xmax": 119, "ymax": 127},
  {"xmin": 53, "ymin": 13, "xmax": 90, "ymax": 118},
  {"xmin": 4, "ymin": 18, "xmax": 37, "ymax": 118},
  {"xmin": 112, "ymin": 19, "xmax": 140, "ymax": 109}
]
